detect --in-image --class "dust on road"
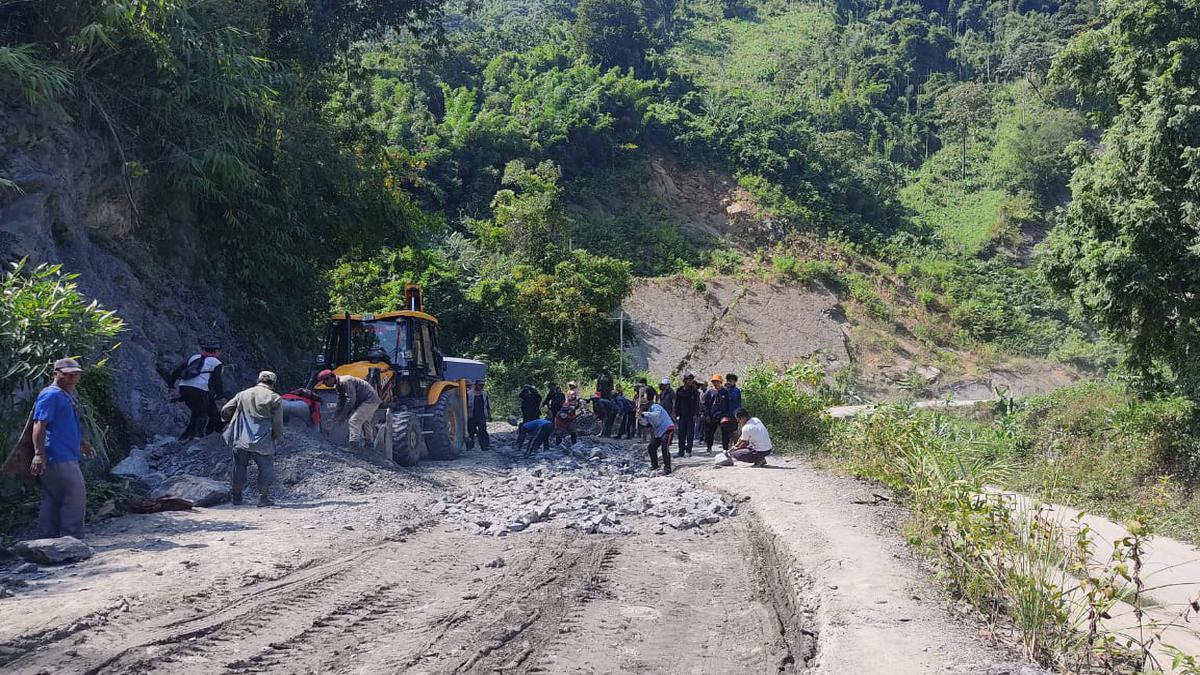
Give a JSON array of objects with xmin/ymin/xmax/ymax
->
[{"xmin": 0, "ymin": 429, "xmax": 810, "ymax": 675}]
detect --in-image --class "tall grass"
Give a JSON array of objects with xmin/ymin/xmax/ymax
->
[{"xmin": 830, "ymin": 406, "xmax": 1200, "ymax": 672}]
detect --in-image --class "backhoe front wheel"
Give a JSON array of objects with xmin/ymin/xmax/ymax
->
[
  {"xmin": 390, "ymin": 411, "xmax": 424, "ymax": 466},
  {"xmin": 424, "ymin": 389, "xmax": 465, "ymax": 460}
]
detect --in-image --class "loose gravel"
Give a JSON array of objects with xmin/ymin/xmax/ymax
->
[{"xmin": 431, "ymin": 434, "xmax": 736, "ymax": 536}]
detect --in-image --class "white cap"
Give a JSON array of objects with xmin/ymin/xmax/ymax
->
[{"xmin": 660, "ymin": 378, "xmax": 670, "ymax": 385}]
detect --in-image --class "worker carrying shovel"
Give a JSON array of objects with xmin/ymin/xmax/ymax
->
[{"xmin": 316, "ymin": 370, "xmax": 381, "ymax": 454}]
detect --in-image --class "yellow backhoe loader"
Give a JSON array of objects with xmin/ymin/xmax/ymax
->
[{"xmin": 311, "ymin": 285, "xmax": 486, "ymax": 466}]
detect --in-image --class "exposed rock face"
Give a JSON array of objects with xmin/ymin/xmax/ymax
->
[
  {"xmin": 0, "ymin": 103, "xmax": 260, "ymax": 437},
  {"xmin": 11, "ymin": 536, "xmax": 93, "ymax": 564},
  {"xmin": 623, "ymin": 276, "xmax": 850, "ymax": 379}
]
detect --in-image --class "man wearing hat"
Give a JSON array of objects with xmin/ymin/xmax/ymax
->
[
  {"xmin": 168, "ymin": 340, "xmax": 226, "ymax": 441},
  {"xmin": 702, "ymin": 373, "xmax": 734, "ymax": 453},
  {"xmin": 29, "ymin": 358, "xmax": 93, "ymax": 538},
  {"xmin": 221, "ymin": 371, "xmax": 283, "ymax": 506},
  {"xmin": 673, "ymin": 372, "xmax": 701, "ymax": 457},
  {"xmin": 657, "ymin": 377, "xmax": 675, "ymax": 424},
  {"xmin": 466, "ymin": 379, "xmax": 492, "ymax": 451}
]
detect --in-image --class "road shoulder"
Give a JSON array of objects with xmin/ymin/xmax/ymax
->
[{"xmin": 684, "ymin": 453, "xmax": 1026, "ymax": 675}]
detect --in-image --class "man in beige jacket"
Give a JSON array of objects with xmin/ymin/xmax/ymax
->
[
  {"xmin": 221, "ymin": 371, "xmax": 283, "ymax": 506},
  {"xmin": 316, "ymin": 369, "xmax": 381, "ymax": 454}
]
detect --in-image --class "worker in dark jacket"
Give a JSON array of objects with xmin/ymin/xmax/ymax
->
[
  {"xmin": 519, "ymin": 384, "xmax": 542, "ymax": 423},
  {"xmin": 466, "ymin": 380, "xmax": 491, "ymax": 451},
  {"xmin": 702, "ymin": 374, "xmax": 733, "ymax": 453},
  {"xmin": 591, "ymin": 392, "xmax": 618, "ymax": 438},
  {"xmin": 614, "ymin": 388, "xmax": 635, "ymax": 439},
  {"xmin": 673, "ymin": 372, "xmax": 701, "ymax": 457},
  {"xmin": 542, "ymin": 382, "xmax": 565, "ymax": 420},
  {"xmin": 596, "ymin": 372, "xmax": 614, "ymax": 400}
]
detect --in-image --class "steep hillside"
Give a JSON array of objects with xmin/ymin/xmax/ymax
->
[{"xmin": 0, "ymin": 105, "xmax": 266, "ymax": 432}]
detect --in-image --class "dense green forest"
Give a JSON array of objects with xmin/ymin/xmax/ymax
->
[{"xmin": 3, "ymin": 0, "xmax": 1127, "ymax": 383}]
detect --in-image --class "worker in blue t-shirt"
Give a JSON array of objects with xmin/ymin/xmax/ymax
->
[
  {"xmin": 30, "ymin": 358, "xmax": 93, "ymax": 539},
  {"xmin": 513, "ymin": 417, "xmax": 553, "ymax": 457}
]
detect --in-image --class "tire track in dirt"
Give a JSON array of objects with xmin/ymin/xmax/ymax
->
[{"xmin": 1, "ymin": 538, "xmax": 397, "ymax": 674}]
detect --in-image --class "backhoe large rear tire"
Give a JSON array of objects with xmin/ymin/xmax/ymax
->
[
  {"xmin": 425, "ymin": 389, "xmax": 465, "ymax": 460},
  {"xmin": 391, "ymin": 411, "xmax": 424, "ymax": 467}
]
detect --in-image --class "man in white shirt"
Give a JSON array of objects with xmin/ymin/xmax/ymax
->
[
  {"xmin": 169, "ymin": 342, "xmax": 226, "ymax": 441},
  {"xmin": 729, "ymin": 408, "xmax": 773, "ymax": 467}
]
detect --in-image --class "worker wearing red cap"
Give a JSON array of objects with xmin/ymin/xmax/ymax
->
[{"xmin": 316, "ymin": 370, "xmax": 381, "ymax": 454}]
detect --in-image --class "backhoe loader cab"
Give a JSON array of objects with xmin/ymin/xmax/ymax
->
[{"xmin": 311, "ymin": 285, "xmax": 484, "ymax": 466}]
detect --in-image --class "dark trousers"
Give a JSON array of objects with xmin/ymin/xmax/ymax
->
[
  {"xmin": 555, "ymin": 430, "xmax": 577, "ymax": 446},
  {"xmin": 600, "ymin": 415, "xmax": 615, "ymax": 438},
  {"xmin": 521, "ymin": 407, "xmax": 540, "ymax": 424},
  {"xmin": 179, "ymin": 385, "xmax": 211, "ymax": 440},
  {"xmin": 522, "ymin": 426, "xmax": 553, "ymax": 456},
  {"xmin": 617, "ymin": 412, "xmax": 635, "ymax": 438},
  {"xmin": 731, "ymin": 448, "xmax": 770, "ymax": 464},
  {"xmin": 648, "ymin": 428, "xmax": 675, "ymax": 472},
  {"xmin": 466, "ymin": 418, "xmax": 490, "ymax": 450},
  {"xmin": 676, "ymin": 415, "xmax": 696, "ymax": 454},
  {"xmin": 232, "ymin": 449, "xmax": 275, "ymax": 500},
  {"xmin": 206, "ymin": 396, "xmax": 224, "ymax": 434},
  {"xmin": 705, "ymin": 419, "xmax": 733, "ymax": 451},
  {"xmin": 37, "ymin": 461, "xmax": 86, "ymax": 539}
]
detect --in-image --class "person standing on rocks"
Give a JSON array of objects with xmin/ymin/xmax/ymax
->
[
  {"xmin": 317, "ymin": 369, "xmax": 381, "ymax": 454},
  {"xmin": 702, "ymin": 374, "xmax": 734, "ymax": 453},
  {"xmin": 728, "ymin": 408, "xmax": 773, "ymax": 467},
  {"xmin": 221, "ymin": 371, "xmax": 283, "ymax": 506},
  {"xmin": 674, "ymin": 372, "xmax": 700, "ymax": 458},
  {"xmin": 613, "ymin": 387, "xmax": 635, "ymax": 439},
  {"xmin": 466, "ymin": 379, "xmax": 491, "ymax": 451},
  {"xmin": 596, "ymin": 371, "xmax": 614, "ymax": 400},
  {"xmin": 542, "ymin": 381, "xmax": 565, "ymax": 420},
  {"xmin": 30, "ymin": 358, "xmax": 93, "ymax": 539},
  {"xmin": 564, "ymin": 381, "xmax": 581, "ymax": 410},
  {"xmin": 658, "ymin": 378, "xmax": 675, "ymax": 422},
  {"xmin": 725, "ymin": 373, "xmax": 743, "ymax": 412},
  {"xmin": 519, "ymin": 384, "xmax": 542, "ymax": 423},
  {"xmin": 591, "ymin": 391, "xmax": 618, "ymax": 438},
  {"xmin": 634, "ymin": 378, "xmax": 653, "ymax": 441},
  {"xmin": 640, "ymin": 400, "xmax": 675, "ymax": 475},
  {"xmin": 169, "ymin": 341, "xmax": 226, "ymax": 442}
]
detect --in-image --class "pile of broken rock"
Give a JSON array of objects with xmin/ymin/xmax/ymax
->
[{"xmin": 437, "ymin": 435, "xmax": 736, "ymax": 536}]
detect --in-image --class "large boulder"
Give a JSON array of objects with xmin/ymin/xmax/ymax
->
[
  {"xmin": 11, "ymin": 536, "xmax": 93, "ymax": 564},
  {"xmin": 151, "ymin": 474, "xmax": 229, "ymax": 507}
]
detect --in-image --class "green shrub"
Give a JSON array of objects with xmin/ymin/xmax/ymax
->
[
  {"xmin": 0, "ymin": 44, "xmax": 71, "ymax": 109},
  {"xmin": 741, "ymin": 362, "xmax": 831, "ymax": 450},
  {"xmin": 0, "ymin": 260, "xmax": 124, "ymax": 413},
  {"xmin": 680, "ymin": 266, "xmax": 707, "ymax": 292},
  {"xmin": 709, "ymin": 249, "xmax": 742, "ymax": 274}
]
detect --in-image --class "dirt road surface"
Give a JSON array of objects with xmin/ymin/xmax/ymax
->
[{"xmin": 1, "ymin": 429, "xmax": 1027, "ymax": 674}]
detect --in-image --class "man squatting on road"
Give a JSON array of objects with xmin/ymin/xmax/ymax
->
[
  {"xmin": 221, "ymin": 371, "xmax": 283, "ymax": 506},
  {"xmin": 316, "ymin": 369, "xmax": 381, "ymax": 454},
  {"xmin": 30, "ymin": 358, "xmax": 94, "ymax": 539},
  {"xmin": 729, "ymin": 408, "xmax": 773, "ymax": 467}
]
